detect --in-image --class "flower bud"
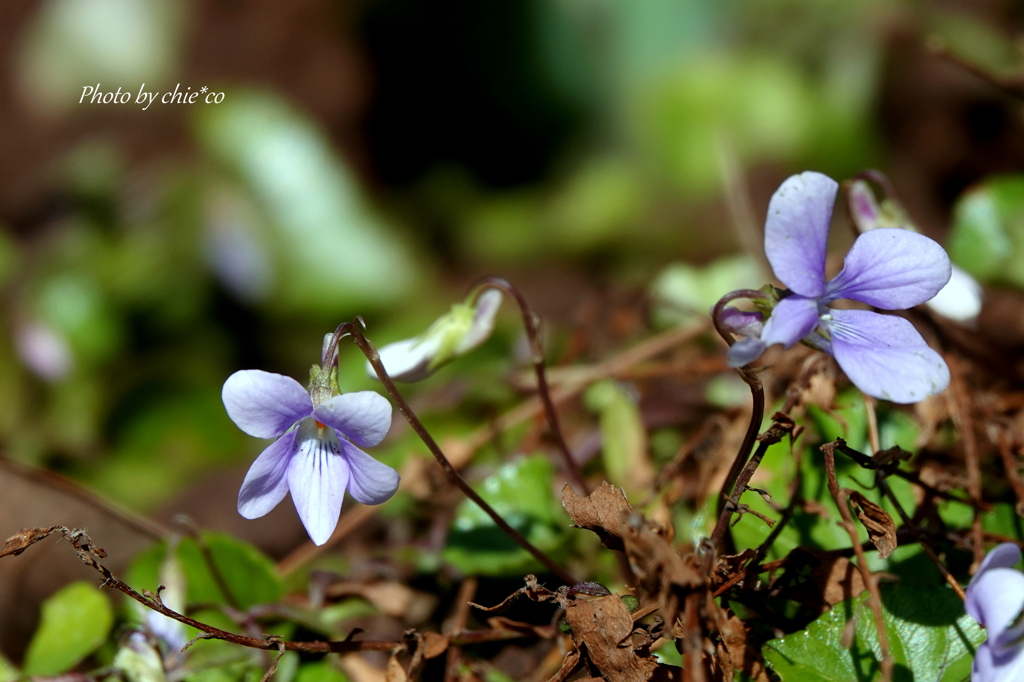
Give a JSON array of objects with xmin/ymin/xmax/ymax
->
[{"xmin": 370, "ymin": 289, "xmax": 502, "ymax": 382}]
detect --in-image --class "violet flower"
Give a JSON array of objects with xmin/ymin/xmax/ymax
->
[
  {"xmin": 223, "ymin": 339, "xmax": 399, "ymax": 545},
  {"xmin": 725, "ymin": 171, "xmax": 951, "ymax": 403},
  {"xmin": 966, "ymin": 543, "xmax": 1024, "ymax": 681}
]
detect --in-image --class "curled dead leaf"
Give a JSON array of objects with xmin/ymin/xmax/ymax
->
[{"xmin": 847, "ymin": 490, "xmax": 897, "ymax": 559}]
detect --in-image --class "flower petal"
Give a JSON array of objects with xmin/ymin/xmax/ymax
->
[
  {"xmin": 288, "ymin": 421, "xmax": 350, "ymax": 546},
  {"xmin": 223, "ymin": 370, "xmax": 311, "ymax": 439},
  {"xmin": 237, "ymin": 431, "xmax": 296, "ymax": 519},
  {"xmin": 313, "ymin": 391, "xmax": 393, "ymax": 448},
  {"xmin": 824, "ymin": 229, "xmax": 951, "ymax": 309},
  {"xmin": 457, "ymin": 289, "xmax": 502, "ymax": 353},
  {"xmin": 967, "ymin": 544, "xmax": 1023, "ymax": 623},
  {"xmin": 972, "ymin": 640, "xmax": 1024, "ymax": 682},
  {"xmin": 824, "ymin": 309, "xmax": 949, "ymax": 403},
  {"xmin": 764, "ymin": 172, "xmax": 837, "ymax": 298},
  {"xmin": 966, "ymin": 568, "xmax": 1024, "ymax": 642},
  {"xmin": 727, "ymin": 338, "xmax": 767, "ymax": 368},
  {"xmin": 342, "ymin": 440, "xmax": 401, "ymax": 505},
  {"xmin": 761, "ymin": 295, "xmax": 820, "ymax": 349},
  {"xmin": 718, "ymin": 307, "xmax": 764, "ymax": 339},
  {"xmin": 372, "ymin": 337, "xmax": 440, "ymax": 382}
]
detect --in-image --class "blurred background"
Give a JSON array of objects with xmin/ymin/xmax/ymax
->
[{"xmin": 2, "ymin": 0, "xmax": 1024, "ymax": 663}]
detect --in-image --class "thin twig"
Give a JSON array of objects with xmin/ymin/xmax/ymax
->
[
  {"xmin": 339, "ymin": 320, "xmax": 577, "ymax": 585},
  {"xmin": 708, "ymin": 416, "xmax": 794, "ymax": 554},
  {"xmin": 877, "ymin": 478, "xmax": 966, "ymax": 601},
  {"xmin": 473, "ymin": 277, "xmax": 589, "ymax": 495},
  {"xmin": 1, "ymin": 527, "xmax": 559, "ymax": 657},
  {"xmin": 821, "ymin": 443, "xmax": 892, "ymax": 682},
  {"xmin": 946, "ymin": 355, "xmax": 985, "ymax": 571}
]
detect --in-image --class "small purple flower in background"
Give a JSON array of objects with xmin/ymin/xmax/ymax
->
[
  {"xmin": 725, "ymin": 171, "xmax": 952, "ymax": 403},
  {"xmin": 223, "ymin": 338, "xmax": 400, "ymax": 545},
  {"xmin": 966, "ymin": 543, "xmax": 1024, "ymax": 681}
]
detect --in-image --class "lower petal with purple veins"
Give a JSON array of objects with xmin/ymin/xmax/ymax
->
[
  {"xmin": 342, "ymin": 439, "xmax": 401, "ymax": 505},
  {"xmin": 824, "ymin": 309, "xmax": 949, "ymax": 403},
  {"xmin": 287, "ymin": 420, "xmax": 351, "ymax": 546},
  {"xmin": 237, "ymin": 430, "xmax": 297, "ymax": 519}
]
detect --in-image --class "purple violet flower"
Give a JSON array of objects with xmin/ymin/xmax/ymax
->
[
  {"xmin": 966, "ymin": 543, "xmax": 1024, "ymax": 681},
  {"xmin": 725, "ymin": 171, "xmax": 952, "ymax": 403},
  {"xmin": 223, "ymin": 356, "xmax": 399, "ymax": 545}
]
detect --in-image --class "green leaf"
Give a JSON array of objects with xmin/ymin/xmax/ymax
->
[
  {"xmin": 0, "ymin": 652, "xmax": 19, "ymax": 682},
  {"xmin": 584, "ymin": 380, "xmax": 654, "ymax": 498},
  {"xmin": 650, "ymin": 255, "xmax": 763, "ymax": 330},
  {"xmin": 23, "ymin": 581, "xmax": 114, "ymax": 675},
  {"xmin": 443, "ymin": 454, "xmax": 568, "ymax": 576},
  {"xmin": 947, "ymin": 175, "xmax": 1024, "ymax": 287},
  {"xmin": 764, "ymin": 585, "xmax": 984, "ymax": 682},
  {"xmin": 195, "ymin": 90, "xmax": 421, "ymax": 313},
  {"xmin": 126, "ymin": 532, "xmax": 282, "ymax": 612}
]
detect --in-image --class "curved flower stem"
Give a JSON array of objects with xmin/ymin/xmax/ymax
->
[
  {"xmin": 470, "ymin": 277, "xmax": 589, "ymax": 495},
  {"xmin": 710, "ymin": 290, "xmax": 767, "ymax": 540},
  {"xmin": 335, "ymin": 320, "xmax": 578, "ymax": 586}
]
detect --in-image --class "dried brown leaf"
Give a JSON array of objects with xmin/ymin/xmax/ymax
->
[
  {"xmin": 562, "ymin": 593, "xmax": 681, "ymax": 682},
  {"xmin": 0, "ymin": 526, "xmax": 60, "ymax": 558},
  {"xmin": 561, "ymin": 482, "xmax": 632, "ymax": 551},
  {"xmin": 847, "ymin": 490, "xmax": 898, "ymax": 559},
  {"xmin": 420, "ymin": 632, "xmax": 451, "ymax": 659}
]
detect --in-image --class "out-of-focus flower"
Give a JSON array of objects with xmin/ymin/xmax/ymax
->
[
  {"xmin": 223, "ymin": 343, "xmax": 399, "ymax": 545},
  {"xmin": 966, "ymin": 543, "xmax": 1024, "ymax": 681},
  {"xmin": 724, "ymin": 171, "xmax": 951, "ymax": 403},
  {"xmin": 847, "ymin": 178, "xmax": 983, "ymax": 323},
  {"xmin": 370, "ymin": 289, "xmax": 502, "ymax": 382},
  {"xmin": 15, "ymin": 319, "xmax": 72, "ymax": 381}
]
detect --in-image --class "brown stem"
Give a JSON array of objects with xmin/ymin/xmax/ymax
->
[
  {"xmin": 471, "ymin": 277, "xmax": 589, "ymax": 495},
  {"xmin": 820, "ymin": 443, "xmax": 892, "ymax": 682},
  {"xmin": 336, "ymin": 320, "xmax": 578, "ymax": 585},
  {"xmin": 710, "ymin": 290, "xmax": 767, "ymax": 533},
  {"xmin": 708, "ymin": 416, "xmax": 793, "ymax": 554}
]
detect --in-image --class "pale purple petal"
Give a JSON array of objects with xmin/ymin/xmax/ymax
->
[
  {"xmin": 727, "ymin": 338, "xmax": 767, "ymax": 368},
  {"xmin": 967, "ymin": 544, "xmax": 1023, "ymax": 624},
  {"xmin": 761, "ymin": 296, "xmax": 820, "ymax": 349},
  {"xmin": 764, "ymin": 172, "xmax": 837, "ymax": 298},
  {"xmin": 223, "ymin": 370, "xmax": 312, "ymax": 438},
  {"xmin": 718, "ymin": 307, "xmax": 764, "ymax": 339},
  {"xmin": 966, "ymin": 568, "xmax": 1024, "ymax": 642},
  {"xmin": 973, "ymin": 640, "xmax": 1024, "ymax": 682},
  {"xmin": 342, "ymin": 440, "xmax": 401, "ymax": 505},
  {"xmin": 824, "ymin": 229, "xmax": 951, "ymax": 309},
  {"xmin": 287, "ymin": 421, "xmax": 350, "ymax": 546},
  {"xmin": 823, "ymin": 309, "xmax": 949, "ymax": 403},
  {"xmin": 312, "ymin": 391, "xmax": 393, "ymax": 448},
  {"xmin": 237, "ymin": 431, "xmax": 296, "ymax": 519},
  {"xmin": 457, "ymin": 289, "xmax": 502, "ymax": 353}
]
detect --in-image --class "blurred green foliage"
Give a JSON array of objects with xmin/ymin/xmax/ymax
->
[{"xmin": 23, "ymin": 582, "xmax": 113, "ymax": 676}]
